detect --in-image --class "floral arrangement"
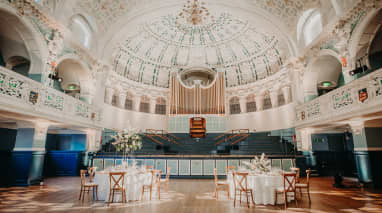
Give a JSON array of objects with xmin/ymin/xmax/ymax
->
[
  {"xmin": 111, "ymin": 129, "xmax": 143, "ymax": 154},
  {"xmin": 242, "ymin": 153, "xmax": 271, "ymax": 173}
]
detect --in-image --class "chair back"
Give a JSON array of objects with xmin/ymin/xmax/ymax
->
[
  {"xmin": 165, "ymin": 167, "xmax": 171, "ymax": 181},
  {"xmin": 290, "ymin": 167, "xmax": 300, "ymax": 182},
  {"xmin": 232, "ymin": 172, "xmax": 249, "ymax": 191},
  {"xmin": 226, "ymin": 166, "xmax": 236, "ymax": 174},
  {"xmin": 88, "ymin": 167, "xmax": 97, "ymax": 182},
  {"xmin": 145, "ymin": 165, "xmax": 153, "ymax": 170},
  {"xmin": 80, "ymin": 169, "xmax": 87, "ymax": 186},
  {"xmin": 213, "ymin": 168, "xmax": 219, "ymax": 185},
  {"xmin": 306, "ymin": 169, "xmax": 311, "ymax": 186},
  {"xmin": 150, "ymin": 170, "xmax": 162, "ymax": 186},
  {"xmin": 282, "ymin": 172, "xmax": 297, "ymax": 193},
  {"xmin": 109, "ymin": 172, "xmax": 126, "ymax": 191}
]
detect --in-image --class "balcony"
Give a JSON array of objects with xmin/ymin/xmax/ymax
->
[
  {"xmin": 0, "ymin": 66, "xmax": 102, "ymax": 128},
  {"xmin": 295, "ymin": 68, "xmax": 382, "ymax": 127}
]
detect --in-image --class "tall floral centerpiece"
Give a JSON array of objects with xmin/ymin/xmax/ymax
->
[
  {"xmin": 111, "ymin": 129, "xmax": 143, "ymax": 163},
  {"xmin": 242, "ymin": 153, "xmax": 271, "ymax": 174}
]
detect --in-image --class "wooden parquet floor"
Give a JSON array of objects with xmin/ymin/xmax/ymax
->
[{"xmin": 0, "ymin": 177, "xmax": 382, "ymax": 213}]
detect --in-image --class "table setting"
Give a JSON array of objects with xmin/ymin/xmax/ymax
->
[{"xmin": 227, "ymin": 153, "xmax": 294, "ymax": 205}]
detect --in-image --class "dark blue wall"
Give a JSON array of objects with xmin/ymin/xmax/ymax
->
[
  {"xmin": 0, "ymin": 128, "xmax": 17, "ymax": 151},
  {"xmin": 46, "ymin": 134, "xmax": 86, "ymax": 151},
  {"xmin": 0, "ymin": 50, "xmax": 5, "ymax": 67}
]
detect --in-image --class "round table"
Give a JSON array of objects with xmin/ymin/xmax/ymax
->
[
  {"xmin": 227, "ymin": 173, "xmax": 294, "ymax": 205},
  {"xmin": 94, "ymin": 170, "xmax": 152, "ymax": 202}
]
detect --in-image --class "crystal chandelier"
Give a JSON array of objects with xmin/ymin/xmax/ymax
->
[{"xmin": 176, "ymin": 0, "xmax": 213, "ymax": 26}]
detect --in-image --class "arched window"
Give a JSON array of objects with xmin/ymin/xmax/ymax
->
[
  {"xmin": 297, "ymin": 9, "xmax": 315, "ymax": 42},
  {"xmin": 303, "ymin": 10, "xmax": 322, "ymax": 46},
  {"xmin": 229, "ymin": 97, "xmax": 241, "ymax": 114},
  {"xmin": 125, "ymin": 93, "xmax": 133, "ymax": 110},
  {"xmin": 297, "ymin": 9, "xmax": 322, "ymax": 46},
  {"xmin": 155, "ymin": 97, "xmax": 166, "ymax": 115},
  {"xmin": 263, "ymin": 93, "xmax": 272, "ymax": 110},
  {"xmin": 111, "ymin": 94, "xmax": 118, "ymax": 106},
  {"xmin": 139, "ymin": 96, "xmax": 150, "ymax": 113},
  {"xmin": 246, "ymin": 94, "xmax": 256, "ymax": 112},
  {"xmin": 70, "ymin": 15, "xmax": 92, "ymax": 48},
  {"xmin": 278, "ymin": 93, "xmax": 286, "ymax": 106}
]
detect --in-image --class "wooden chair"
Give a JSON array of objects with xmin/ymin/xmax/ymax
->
[
  {"xmin": 290, "ymin": 167, "xmax": 300, "ymax": 183},
  {"xmin": 226, "ymin": 166, "xmax": 236, "ymax": 175},
  {"xmin": 142, "ymin": 170, "xmax": 161, "ymax": 200},
  {"xmin": 275, "ymin": 172, "xmax": 298, "ymax": 209},
  {"xmin": 213, "ymin": 168, "xmax": 230, "ymax": 200},
  {"xmin": 232, "ymin": 172, "xmax": 254, "ymax": 208},
  {"xmin": 88, "ymin": 167, "xmax": 97, "ymax": 183},
  {"xmin": 160, "ymin": 167, "xmax": 171, "ymax": 192},
  {"xmin": 296, "ymin": 169, "xmax": 311, "ymax": 202},
  {"xmin": 107, "ymin": 172, "xmax": 127, "ymax": 205},
  {"xmin": 79, "ymin": 170, "xmax": 98, "ymax": 202}
]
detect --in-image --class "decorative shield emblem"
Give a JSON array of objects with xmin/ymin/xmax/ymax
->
[{"xmin": 358, "ymin": 88, "xmax": 368, "ymax": 103}]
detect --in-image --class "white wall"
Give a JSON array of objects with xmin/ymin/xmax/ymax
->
[
  {"xmin": 226, "ymin": 103, "xmax": 295, "ymax": 132},
  {"xmin": 102, "ymin": 104, "xmax": 168, "ymax": 131}
]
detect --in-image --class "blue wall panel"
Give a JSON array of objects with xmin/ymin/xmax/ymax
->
[{"xmin": 45, "ymin": 151, "xmax": 81, "ymax": 176}]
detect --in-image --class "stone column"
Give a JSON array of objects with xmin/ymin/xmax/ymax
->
[
  {"xmin": 349, "ymin": 121, "xmax": 374, "ymax": 185},
  {"xmin": 12, "ymin": 122, "xmax": 50, "ymax": 186},
  {"xmin": 104, "ymin": 87, "xmax": 114, "ymax": 105},
  {"xmin": 117, "ymin": 92, "xmax": 127, "ymax": 108},
  {"xmin": 282, "ymin": 86, "xmax": 291, "ymax": 104},
  {"xmin": 239, "ymin": 96, "xmax": 247, "ymax": 113},
  {"xmin": 133, "ymin": 96, "xmax": 141, "ymax": 112},
  {"xmin": 255, "ymin": 94, "xmax": 264, "ymax": 111},
  {"xmin": 83, "ymin": 129, "xmax": 102, "ymax": 168},
  {"xmin": 150, "ymin": 98, "xmax": 157, "ymax": 114},
  {"xmin": 270, "ymin": 90, "xmax": 279, "ymax": 108},
  {"xmin": 296, "ymin": 128, "xmax": 316, "ymax": 169}
]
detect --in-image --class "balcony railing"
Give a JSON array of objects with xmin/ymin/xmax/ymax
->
[
  {"xmin": 0, "ymin": 66, "xmax": 102, "ymax": 127},
  {"xmin": 295, "ymin": 68, "xmax": 382, "ymax": 127}
]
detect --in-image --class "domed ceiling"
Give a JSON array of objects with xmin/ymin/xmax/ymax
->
[{"xmin": 112, "ymin": 12, "xmax": 289, "ymax": 88}]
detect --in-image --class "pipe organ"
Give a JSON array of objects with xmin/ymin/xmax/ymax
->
[{"xmin": 170, "ymin": 70, "xmax": 225, "ymax": 115}]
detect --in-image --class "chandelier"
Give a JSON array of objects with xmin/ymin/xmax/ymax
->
[{"xmin": 176, "ymin": 0, "xmax": 214, "ymax": 26}]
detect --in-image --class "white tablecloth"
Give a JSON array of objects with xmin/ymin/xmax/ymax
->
[
  {"xmin": 94, "ymin": 170, "xmax": 152, "ymax": 202},
  {"xmin": 227, "ymin": 173, "xmax": 293, "ymax": 205}
]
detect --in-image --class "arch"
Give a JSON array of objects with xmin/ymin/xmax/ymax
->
[
  {"xmin": 305, "ymin": 54, "xmax": 343, "ymax": 97},
  {"xmin": 124, "ymin": 91, "xmax": 134, "ymax": 110},
  {"xmin": 229, "ymin": 96, "xmax": 241, "ymax": 114},
  {"xmin": 263, "ymin": 92, "xmax": 272, "ymax": 110},
  {"xmin": 0, "ymin": 5, "xmax": 47, "ymax": 79},
  {"xmin": 69, "ymin": 14, "xmax": 93, "ymax": 49},
  {"xmin": 56, "ymin": 55, "xmax": 94, "ymax": 98},
  {"xmin": 155, "ymin": 97, "xmax": 166, "ymax": 115},
  {"xmin": 139, "ymin": 95, "xmax": 150, "ymax": 113},
  {"xmin": 349, "ymin": 9, "xmax": 381, "ymax": 60},
  {"xmin": 5, "ymin": 56, "xmax": 30, "ymax": 77},
  {"xmin": 246, "ymin": 94, "xmax": 256, "ymax": 112},
  {"xmin": 298, "ymin": 9, "xmax": 322, "ymax": 46}
]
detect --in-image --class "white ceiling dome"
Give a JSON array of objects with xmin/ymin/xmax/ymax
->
[{"xmin": 112, "ymin": 12, "xmax": 290, "ymax": 88}]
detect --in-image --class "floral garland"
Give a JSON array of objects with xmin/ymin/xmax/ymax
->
[{"xmin": 242, "ymin": 153, "xmax": 271, "ymax": 173}]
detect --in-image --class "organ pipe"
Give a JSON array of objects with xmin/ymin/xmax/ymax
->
[{"xmin": 169, "ymin": 72, "xmax": 225, "ymax": 115}]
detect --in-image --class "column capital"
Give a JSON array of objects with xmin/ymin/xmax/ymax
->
[{"xmin": 348, "ymin": 121, "xmax": 365, "ymax": 135}]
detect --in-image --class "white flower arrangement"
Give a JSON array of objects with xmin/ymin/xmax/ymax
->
[
  {"xmin": 242, "ymin": 153, "xmax": 271, "ymax": 174},
  {"xmin": 111, "ymin": 128, "xmax": 143, "ymax": 154}
]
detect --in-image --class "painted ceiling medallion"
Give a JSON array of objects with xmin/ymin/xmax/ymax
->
[{"xmin": 176, "ymin": 0, "xmax": 214, "ymax": 27}]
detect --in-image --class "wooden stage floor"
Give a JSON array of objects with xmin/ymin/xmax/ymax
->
[{"xmin": 0, "ymin": 177, "xmax": 382, "ymax": 213}]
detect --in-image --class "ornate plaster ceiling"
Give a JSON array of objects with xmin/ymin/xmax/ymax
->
[
  {"xmin": 77, "ymin": 0, "xmax": 320, "ymax": 33},
  {"xmin": 112, "ymin": 13, "xmax": 289, "ymax": 88}
]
